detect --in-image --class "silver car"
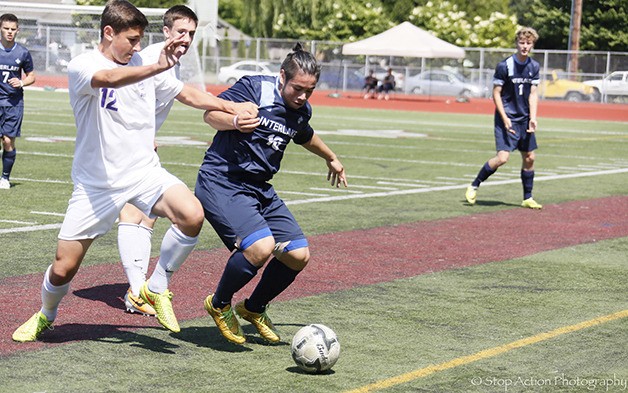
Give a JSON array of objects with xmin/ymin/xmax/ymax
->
[
  {"xmin": 217, "ymin": 60, "xmax": 280, "ymax": 85},
  {"xmin": 406, "ymin": 70, "xmax": 487, "ymax": 98}
]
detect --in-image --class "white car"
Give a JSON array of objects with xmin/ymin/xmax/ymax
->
[
  {"xmin": 584, "ymin": 71, "xmax": 628, "ymax": 103},
  {"xmin": 406, "ymin": 70, "xmax": 487, "ymax": 98},
  {"xmin": 217, "ymin": 60, "xmax": 280, "ymax": 85}
]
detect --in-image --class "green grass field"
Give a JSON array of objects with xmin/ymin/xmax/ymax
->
[{"xmin": 0, "ymin": 90, "xmax": 627, "ymax": 392}]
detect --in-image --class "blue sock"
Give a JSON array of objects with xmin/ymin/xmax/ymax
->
[
  {"xmin": 472, "ymin": 161, "xmax": 495, "ymax": 188},
  {"xmin": 246, "ymin": 257, "xmax": 300, "ymax": 313},
  {"xmin": 521, "ymin": 169, "xmax": 535, "ymax": 200},
  {"xmin": 2, "ymin": 149, "xmax": 16, "ymax": 179},
  {"xmin": 212, "ymin": 251, "xmax": 259, "ymax": 309}
]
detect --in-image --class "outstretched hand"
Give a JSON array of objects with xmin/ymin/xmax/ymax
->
[
  {"xmin": 327, "ymin": 158, "xmax": 348, "ymax": 188},
  {"xmin": 157, "ymin": 33, "xmax": 186, "ymax": 71}
]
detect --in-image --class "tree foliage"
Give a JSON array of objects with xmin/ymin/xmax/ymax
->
[
  {"xmin": 513, "ymin": 0, "xmax": 628, "ymax": 51},
  {"xmin": 408, "ymin": 1, "xmax": 518, "ymax": 47},
  {"xmin": 76, "ymin": 0, "xmax": 180, "ymax": 6},
  {"xmin": 75, "ymin": 0, "xmax": 627, "ymax": 51}
]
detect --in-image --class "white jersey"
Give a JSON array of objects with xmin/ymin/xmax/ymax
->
[
  {"xmin": 139, "ymin": 42, "xmax": 180, "ymax": 131},
  {"xmin": 67, "ymin": 49, "xmax": 183, "ymax": 189}
]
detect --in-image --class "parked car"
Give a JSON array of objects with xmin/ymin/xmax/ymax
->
[
  {"xmin": 584, "ymin": 71, "xmax": 628, "ymax": 103},
  {"xmin": 317, "ymin": 66, "xmax": 363, "ymax": 90},
  {"xmin": 405, "ymin": 70, "xmax": 487, "ymax": 98},
  {"xmin": 538, "ymin": 70, "xmax": 598, "ymax": 102},
  {"xmin": 217, "ymin": 60, "xmax": 280, "ymax": 85}
]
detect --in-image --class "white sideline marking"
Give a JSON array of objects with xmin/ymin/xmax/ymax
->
[
  {"xmin": 31, "ymin": 211, "xmax": 66, "ymax": 217},
  {"xmin": 2, "ymin": 167, "xmax": 627, "ymax": 233},
  {"xmin": 0, "ymin": 219, "xmax": 37, "ymax": 225},
  {"xmin": 0, "ymin": 223, "xmax": 62, "ymax": 234},
  {"xmin": 279, "ymin": 191, "xmax": 330, "ymax": 197},
  {"xmin": 286, "ymin": 167, "xmax": 628, "ymax": 206},
  {"xmin": 11, "ymin": 177, "xmax": 72, "ymax": 185}
]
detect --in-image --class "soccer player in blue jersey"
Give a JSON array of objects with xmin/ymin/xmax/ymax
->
[
  {"xmin": 466, "ymin": 27, "xmax": 542, "ymax": 209},
  {"xmin": 0, "ymin": 13, "xmax": 35, "ymax": 189},
  {"xmin": 196, "ymin": 43, "xmax": 348, "ymax": 344}
]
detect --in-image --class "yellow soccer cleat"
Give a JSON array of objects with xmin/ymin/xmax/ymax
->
[
  {"xmin": 521, "ymin": 198, "xmax": 543, "ymax": 209},
  {"xmin": 140, "ymin": 282, "xmax": 180, "ymax": 333},
  {"xmin": 124, "ymin": 288, "xmax": 156, "ymax": 316},
  {"xmin": 465, "ymin": 186, "xmax": 477, "ymax": 205},
  {"xmin": 235, "ymin": 300, "xmax": 280, "ymax": 343},
  {"xmin": 204, "ymin": 294, "xmax": 245, "ymax": 345},
  {"xmin": 12, "ymin": 311, "xmax": 53, "ymax": 342}
]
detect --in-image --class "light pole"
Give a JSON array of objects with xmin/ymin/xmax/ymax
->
[{"xmin": 567, "ymin": 0, "xmax": 582, "ymax": 79}]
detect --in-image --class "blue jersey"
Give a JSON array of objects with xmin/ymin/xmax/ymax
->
[
  {"xmin": 0, "ymin": 43, "xmax": 33, "ymax": 107},
  {"xmin": 200, "ymin": 75, "xmax": 315, "ymax": 183},
  {"xmin": 493, "ymin": 55, "xmax": 540, "ymax": 123}
]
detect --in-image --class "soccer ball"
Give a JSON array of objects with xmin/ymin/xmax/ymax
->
[{"xmin": 291, "ymin": 324, "xmax": 340, "ymax": 373}]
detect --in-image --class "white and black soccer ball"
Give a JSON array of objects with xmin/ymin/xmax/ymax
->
[{"xmin": 291, "ymin": 324, "xmax": 340, "ymax": 373}]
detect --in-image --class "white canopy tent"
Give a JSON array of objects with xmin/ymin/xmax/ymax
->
[
  {"xmin": 341, "ymin": 22, "xmax": 466, "ymax": 95},
  {"xmin": 342, "ymin": 22, "xmax": 465, "ymax": 59}
]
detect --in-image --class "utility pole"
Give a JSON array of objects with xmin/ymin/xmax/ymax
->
[{"xmin": 567, "ymin": 0, "xmax": 583, "ymax": 80}]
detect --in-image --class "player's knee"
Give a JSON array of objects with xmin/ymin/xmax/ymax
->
[
  {"xmin": 278, "ymin": 247, "xmax": 310, "ymax": 271},
  {"xmin": 179, "ymin": 200, "xmax": 204, "ymax": 233},
  {"xmin": 243, "ymin": 237, "xmax": 276, "ymax": 266}
]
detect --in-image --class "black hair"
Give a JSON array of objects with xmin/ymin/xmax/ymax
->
[
  {"xmin": 0, "ymin": 13, "xmax": 18, "ymax": 25},
  {"xmin": 280, "ymin": 43, "xmax": 321, "ymax": 82}
]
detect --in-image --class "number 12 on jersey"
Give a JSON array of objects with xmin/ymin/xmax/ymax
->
[{"xmin": 100, "ymin": 88, "xmax": 119, "ymax": 111}]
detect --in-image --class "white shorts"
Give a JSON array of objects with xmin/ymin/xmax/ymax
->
[{"xmin": 59, "ymin": 166, "xmax": 183, "ymax": 240}]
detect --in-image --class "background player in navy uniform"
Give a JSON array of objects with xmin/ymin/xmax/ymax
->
[
  {"xmin": 0, "ymin": 13, "xmax": 35, "ymax": 189},
  {"xmin": 465, "ymin": 27, "xmax": 542, "ymax": 209},
  {"xmin": 196, "ymin": 43, "xmax": 347, "ymax": 344}
]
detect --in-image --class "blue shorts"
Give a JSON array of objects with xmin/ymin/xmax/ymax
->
[
  {"xmin": 494, "ymin": 115, "xmax": 537, "ymax": 152},
  {"xmin": 195, "ymin": 169, "xmax": 307, "ymax": 252},
  {"xmin": 0, "ymin": 106, "xmax": 24, "ymax": 138}
]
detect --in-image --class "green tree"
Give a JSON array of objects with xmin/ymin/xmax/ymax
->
[
  {"xmin": 409, "ymin": 1, "xmax": 518, "ymax": 47},
  {"xmin": 512, "ymin": 0, "xmax": 628, "ymax": 51},
  {"xmin": 76, "ymin": 0, "xmax": 180, "ymax": 6}
]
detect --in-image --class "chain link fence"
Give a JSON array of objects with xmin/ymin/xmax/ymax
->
[{"xmin": 15, "ymin": 23, "xmax": 628, "ymax": 103}]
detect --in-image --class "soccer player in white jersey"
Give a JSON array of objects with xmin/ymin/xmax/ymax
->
[
  {"xmin": 12, "ymin": 0, "xmax": 258, "ymax": 342},
  {"xmin": 118, "ymin": 5, "xmax": 199, "ymax": 317}
]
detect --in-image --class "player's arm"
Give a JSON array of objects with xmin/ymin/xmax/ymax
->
[
  {"xmin": 9, "ymin": 70, "xmax": 35, "ymax": 89},
  {"xmin": 302, "ymin": 133, "xmax": 347, "ymax": 188},
  {"xmin": 177, "ymin": 86, "xmax": 258, "ymax": 118},
  {"xmin": 203, "ymin": 108, "xmax": 260, "ymax": 133},
  {"xmin": 91, "ymin": 33, "xmax": 184, "ymax": 89},
  {"xmin": 528, "ymin": 84, "xmax": 539, "ymax": 132},
  {"xmin": 492, "ymin": 85, "xmax": 513, "ymax": 132}
]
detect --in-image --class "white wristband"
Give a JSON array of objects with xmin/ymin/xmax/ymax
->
[
  {"xmin": 232, "ymin": 114, "xmax": 239, "ymax": 130},
  {"xmin": 19, "ymin": 80, "xmax": 24, "ymax": 88}
]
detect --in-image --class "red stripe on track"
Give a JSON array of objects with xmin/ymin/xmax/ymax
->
[{"xmin": 1, "ymin": 196, "xmax": 627, "ymax": 356}]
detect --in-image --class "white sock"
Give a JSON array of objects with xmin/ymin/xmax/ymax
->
[
  {"xmin": 148, "ymin": 225, "xmax": 198, "ymax": 294},
  {"xmin": 40, "ymin": 265, "xmax": 70, "ymax": 322},
  {"xmin": 118, "ymin": 223, "xmax": 152, "ymax": 296}
]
